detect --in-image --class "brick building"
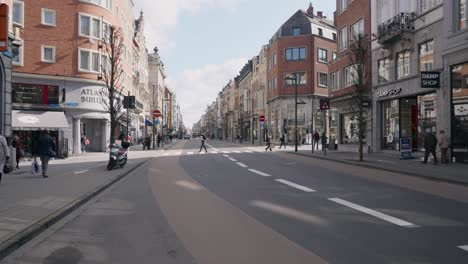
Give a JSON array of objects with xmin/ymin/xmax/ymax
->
[{"xmin": 266, "ymin": 3, "xmax": 336, "ymax": 143}]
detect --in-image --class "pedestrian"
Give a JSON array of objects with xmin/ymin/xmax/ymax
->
[
  {"xmin": 12, "ymin": 135, "xmax": 21, "ymax": 169},
  {"xmin": 279, "ymin": 133, "xmax": 286, "ymax": 149},
  {"xmin": 265, "ymin": 135, "xmax": 272, "ymax": 151},
  {"xmin": 0, "ymin": 130, "xmax": 10, "ymax": 184},
  {"xmin": 80, "ymin": 134, "xmax": 86, "ymax": 153},
  {"xmin": 118, "ymin": 132, "xmax": 125, "ymax": 142},
  {"xmin": 437, "ymin": 130, "xmax": 449, "ymax": 164},
  {"xmin": 313, "ymin": 131, "xmax": 320, "ymax": 150},
  {"xmin": 145, "ymin": 135, "xmax": 152, "ymax": 150},
  {"xmin": 157, "ymin": 134, "xmax": 162, "ymax": 148},
  {"xmin": 36, "ymin": 130, "xmax": 56, "ymax": 178},
  {"xmin": 199, "ymin": 134, "xmax": 208, "ymax": 153},
  {"xmin": 423, "ymin": 129, "xmax": 438, "ymax": 165}
]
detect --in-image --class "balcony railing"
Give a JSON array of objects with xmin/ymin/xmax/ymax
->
[{"xmin": 377, "ymin": 12, "xmax": 416, "ymax": 44}]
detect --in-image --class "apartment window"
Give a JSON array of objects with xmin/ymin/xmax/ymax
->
[
  {"xmin": 267, "ymin": 80, "xmax": 271, "ymax": 92},
  {"xmin": 332, "ymin": 52, "xmax": 337, "ymax": 60},
  {"xmin": 340, "ymin": 0, "xmax": 348, "ymax": 12},
  {"xmin": 344, "ymin": 65, "xmax": 357, "ymax": 87},
  {"xmin": 79, "ymin": 49, "xmax": 100, "ymax": 72},
  {"xmin": 332, "ymin": 33, "xmax": 337, "ymax": 40},
  {"xmin": 273, "ymin": 76, "xmax": 278, "ymax": 89},
  {"xmin": 339, "ymin": 27, "xmax": 347, "ymax": 51},
  {"xmin": 268, "ymin": 59, "xmax": 272, "ymax": 69},
  {"xmin": 80, "ymin": 0, "xmax": 112, "ymax": 10},
  {"xmin": 292, "ymin": 26, "xmax": 301, "ymax": 36},
  {"xmin": 41, "ymin": 9, "xmax": 56, "ymax": 26},
  {"xmin": 92, "ymin": 18, "xmax": 101, "ymax": 38},
  {"xmin": 318, "ymin": 48, "xmax": 328, "ymax": 62},
  {"xmin": 318, "ymin": 28, "xmax": 323, "ymax": 37},
  {"xmin": 378, "ymin": 59, "xmax": 390, "ymax": 83},
  {"xmin": 330, "ymin": 71, "xmax": 340, "ymax": 91},
  {"xmin": 79, "ymin": 14, "xmax": 102, "ymax": 38},
  {"xmin": 318, "ymin": 73, "xmax": 328, "ymax": 87},
  {"xmin": 80, "ymin": 15, "xmax": 91, "ymax": 36},
  {"xmin": 419, "ymin": 40, "xmax": 434, "ymax": 71},
  {"xmin": 420, "ymin": 0, "xmax": 442, "ymax": 13},
  {"xmin": 12, "ymin": 1, "xmax": 24, "ymax": 26},
  {"xmin": 397, "ymin": 51, "xmax": 411, "ymax": 79},
  {"xmin": 285, "ymin": 72, "xmax": 307, "ymax": 85},
  {"xmin": 41, "ymin": 46, "xmax": 55, "ymax": 63},
  {"xmin": 350, "ymin": 19, "xmax": 364, "ymax": 41},
  {"xmin": 285, "ymin": 47, "xmax": 306, "ymax": 61},
  {"xmin": 12, "ymin": 44, "xmax": 23, "ymax": 66},
  {"xmin": 273, "ymin": 53, "xmax": 277, "ymax": 65},
  {"xmin": 460, "ymin": 0, "xmax": 466, "ymax": 30}
]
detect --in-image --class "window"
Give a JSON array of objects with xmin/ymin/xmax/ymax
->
[
  {"xmin": 318, "ymin": 48, "xmax": 328, "ymax": 62},
  {"xmin": 285, "ymin": 72, "xmax": 307, "ymax": 85},
  {"xmin": 341, "ymin": 113, "xmax": 366, "ymax": 144},
  {"xmin": 267, "ymin": 80, "xmax": 271, "ymax": 92},
  {"xmin": 350, "ymin": 19, "xmax": 364, "ymax": 41},
  {"xmin": 80, "ymin": 0, "xmax": 112, "ymax": 10},
  {"xmin": 340, "ymin": 0, "xmax": 348, "ymax": 12},
  {"xmin": 419, "ymin": 40, "xmax": 434, "ymax": 71},
  {"xmin": 318, "ymin": 72, "xmax": 328, "ymax": 87},
  {"xmin": 268, "ymin": 59, "xmax": 272, "ymax": 69},
  {"xmin": 332, "ymin": 52, "xmax": 337, "ymax": 60},
  {"xmin": 13, "ymin": 1, "xmax": 24, "ymax": 26},
  {"xmin": 420, "ymin": 0, "xmax": 443, "ymax": 13},
  {"xmin": 318, "ymin": 28, "xmax": 323, "ymax": 37},
  {"xmin": 330, "ymin": 71, "xmax": 340, "ymax": 91},
  {"xmin": 273, "ymin": 53, "xmax": 277, "ymax": 65},
  {"xmin": 12, "ymin": 83, "xmax": 59, "ymax": 105},
  {"xmin": 460, "ymin": 0, "xmax": 467, "ymax": 30},
  {"xmin": 344, "ymin": 65, "xmax": 357, "ymax": 87},
  {"xmin": 41, "ymin": 46, "xmax": 55, "ymax": 63},
  {"xmin": 285, "ymin": 47, "xmax": 306, "ymax": 61},
  {"xmin": 292, "ymin": 26, "xmax": 301, "ymax": 36},
  {"xmin": 332, "ymin": 33, "xmax": 337, "ymax": 40},
  {"xmin": 79, "ymin": 14, "xmax": 102, "ymax": 38},
  {"xmin": 273, "ymin": 76, "xmax": 278, "ymax": 89},
  {"xmin": 79, "ymin": 49, "xmax": 100, "ymax": 72},
  {"xmin": 378, "ymin": 59, "xmax": 390, "ymax": 83},
  {"xmin": 41, "ymin": 9, "xmax": 56, "ymax": 26},
  {"xmin": 13, "ymin": 44, "xmax": 23, "ymax": 66},
  {"xmin": 397, "ymin": 51, "xmax": 411, "ymax": 79},
  {"xmin": 339, "ymin": 27, "xmax": 347, "ymax": 51}
]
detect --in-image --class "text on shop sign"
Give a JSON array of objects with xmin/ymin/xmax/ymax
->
[
  {"xmin": 377, "ymin": 88, "xmax": 402, "ymax": 98},
  {"xmin": 81, "ymin": 89, "xmax": 103, "ymax": 104},
  {"xmin": 421, "ymin": 71, "xmax": 440, "ymax": 88}
]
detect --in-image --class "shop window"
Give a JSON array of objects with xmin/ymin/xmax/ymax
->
[
  {"xmin": 419, "ymin": 40, "xmax": 434, "ymax": 71},
  {"xmin": 382, "ymin": 99, "xmax": 400, "ymax": 150},
  {"xmin": 341, "ymin": 113, "xmax": 365, "ymax": 144},
  {"xmin": 451, "ymin": 63, "xmax": 468, "ymax": 163},
  {"xmin": 378, "ymin": 59, "xmax": 390, "ymax": 83},
  {"xmin": 12, "ymin": 83, "xmax": 59, "ymax": 105},
  {"xmin": 397, "ymin": 51, "xmax": 411, "ymax": 79}
]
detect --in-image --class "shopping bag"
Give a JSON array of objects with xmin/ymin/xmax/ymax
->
[{"xmin": 31, "ymin": 159, "xmax": 39, "ymax": 174}]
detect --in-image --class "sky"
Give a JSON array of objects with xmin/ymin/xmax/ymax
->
[{"xmin": 134, "ymin": 0, "xmax": 336, "ymax": 127}]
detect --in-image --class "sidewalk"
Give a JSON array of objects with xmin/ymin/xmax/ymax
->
[{"xmin": 289, "ymin": 150, "xmax": 468, "ymax": 185}]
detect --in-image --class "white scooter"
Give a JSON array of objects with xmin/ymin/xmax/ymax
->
[{"xmin": 107, "ymin": 142, "xmax": 129, "ymax": 170}]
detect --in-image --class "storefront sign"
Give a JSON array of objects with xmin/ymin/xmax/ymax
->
[
  {"xmin": 421, "ymin": 71, "xmax": 440, "ymax": 88},
  {"xmin": 454, "ymin": 104, "xmax": 468, "ymax": 116},
  {"xmin": 81, "ymin": 89, "xmax": 103, "ymax": 104},
  {"xmin": 400, "ymin": 137, "xmax": 414, "ymax": 159},
  {"xmin": 377, "ymin": 88, "xmax": 402, "ymax": 98}
]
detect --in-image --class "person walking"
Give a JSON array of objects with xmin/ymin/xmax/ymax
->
[
  {"xmin": 157, "ymin": 134, "xmax": 162, "ymax": 148},
  {"xmin": 36, "ymin": 130, "xmax": 56, "ymax": 178},
  {"xmin": 265, "ymin": 135, "xmax": 272, "ymax": 151},
  {"xmin": 438, "ymin": 130, "xmax": 449, "ymax": 164},
  {"xmin": 279, "ymin": 134, "xmax": 286, "ymax": 149},
  {"xmin": 12, "ymin": 135, "xmax": 21, "ymax": 169},
  {"xmin": 0, "ymin": 130, "xmax": 10, "ymax": 184},
  {"xmin": 423, "ymin": 129, "xmax": 438, "ymax": 165},
  {"xmin": 313, "ymin": 131, "xmax": 320, "ymax": 150},
  {"xmin": 199, "ymin": 134, "xmax": 208, "ymax": 153}
]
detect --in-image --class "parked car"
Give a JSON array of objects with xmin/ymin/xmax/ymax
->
[{"xmin": 184, "ymin": 134, "xmax": 191, "ymax": 139}]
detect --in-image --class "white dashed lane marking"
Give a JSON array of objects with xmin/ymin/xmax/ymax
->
[
  {"xmin": 223, "ymin": 154, "xmax": 230, "ymax": 158},
  {"xmin": 248, "ymin": 169, "xmax": 271, "ymax": 177},
  {"xmin": 74, "ymin": 170, "xmax": 88, "ymax": 174},
  {"xmin": 236, "ymin": 162, "xmax": 248, "ymax": 168},
  {"xmin": 328, "ymin": 198, "xmax": 418, "ymax": 228},
  {"xmin": 275, "ymin": 179, "xmax": 316, "ymax": 192},
  {"xmin": 458, "ymin": 245, "xmax": 468, "ymax": 252},
  {"xmin": 228, "ymin": 158, "xmax": 238, "ymax": 162}
]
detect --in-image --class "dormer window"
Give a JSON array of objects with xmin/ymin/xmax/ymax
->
[{"xmin": 292, "ymin": 26, "xmax": 301, "ymax": 36}]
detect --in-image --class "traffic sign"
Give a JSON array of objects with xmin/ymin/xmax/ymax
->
[
  {"xmin": 319, "ymin": 99, "xmax": 330, "ymax": 110},
  {"xmin": 259, "ymin": 115, "xmax": 265, "ymax": 123},
  {"xmin": 153, "ymin": 109, "xmax": 161, "ymax": 118}
]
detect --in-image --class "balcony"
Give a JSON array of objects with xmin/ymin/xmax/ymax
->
[{"xmin": 377, "ymin": 13, "xmax": 416, "ymax": 45}]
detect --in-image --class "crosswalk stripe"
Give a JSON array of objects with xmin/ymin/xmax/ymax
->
[{"xmin": 187, "ymin": 152, "xmax": 194, "ymax": 155}]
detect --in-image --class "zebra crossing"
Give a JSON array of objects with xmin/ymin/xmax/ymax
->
[{"xmin": 156, "ymin": 148, "xmax": 280, "ymax": 157}]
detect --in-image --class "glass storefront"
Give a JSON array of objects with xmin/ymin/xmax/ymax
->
[
  {"xmin": 381, "ymin": 93, "xmax": 436, "ymax": 151},
  {"xmin": 341, "ymin": 112, "xmax": 366, "ymax": 144},
  {"xmin": 451, "ymin": 63, "xmax": 468, "ymax": 163}
]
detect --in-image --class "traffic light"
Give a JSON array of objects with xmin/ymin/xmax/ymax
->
[{"xmin": 123, "ymin": 96, "xmax": 136, "ymax": 109}]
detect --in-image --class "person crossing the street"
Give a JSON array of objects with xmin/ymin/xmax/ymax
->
[
  {"xmin": 199, "ymin": 134, "xmax": 208, "ymax": 153},
  {"xmin": 279, "ymin": 133, "xmax": 286, "ymax": 149},
  {"xmin": 265, "ymin": 135, "xmax": 272, "ymax": 151}
]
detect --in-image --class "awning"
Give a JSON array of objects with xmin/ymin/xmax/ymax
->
[{"xmin": 12, "ymin": 110, "xmax": 69, "ymax": 130}]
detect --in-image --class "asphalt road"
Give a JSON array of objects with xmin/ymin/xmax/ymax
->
[{"xmin": 3, "ymin": 139, "xmax": 468, "ymax": 263}]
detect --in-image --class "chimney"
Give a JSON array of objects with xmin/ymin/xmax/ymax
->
[
  {"xmin": 317, "ymin": 11, "xmax": 323, "ymax": 18},
  {"xmin": 307, "ymin": 2, "xmax": 314, "ymax": 17}
]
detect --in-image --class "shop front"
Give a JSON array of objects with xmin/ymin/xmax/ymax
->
[{"xmin": 451, "ymin": 62, "xmax": 468, "ymax": 163}]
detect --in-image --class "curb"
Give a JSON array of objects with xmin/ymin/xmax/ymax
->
[
  {"xmin": 0, "ymin": 160, "xmax": 149, "ymax": 261},
  {"xmin": 287, "ymin": 152, "xmax": 468, "ymax": 187}
]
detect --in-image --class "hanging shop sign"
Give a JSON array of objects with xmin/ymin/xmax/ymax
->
[
  {"xmin": 377, "ymin": 88, "xmax": 402, "ymax": 98},
  {"xmin": 421, "ymin": 71, "xmax": 440, "ymax": 88}
]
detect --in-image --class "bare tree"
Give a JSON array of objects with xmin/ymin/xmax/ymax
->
[
  {"xmin": 345, "ymin": 34, "xmax": 372, "ymax": 161},
  {"xmin": 100, "ymin": 26, "xmax": 125, "ymax": 144}
]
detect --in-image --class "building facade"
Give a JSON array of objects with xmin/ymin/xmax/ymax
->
[
  {"xmin": 266, "ymin": 4, "xmax": 336, "ymax": 143},
  {"xmin": 11, "ymin": 0, "xmax": 138, "ymax": 156},
  {"xmin": 370, "ymin": 0, "xmax": 445, "ymax": 155}
]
